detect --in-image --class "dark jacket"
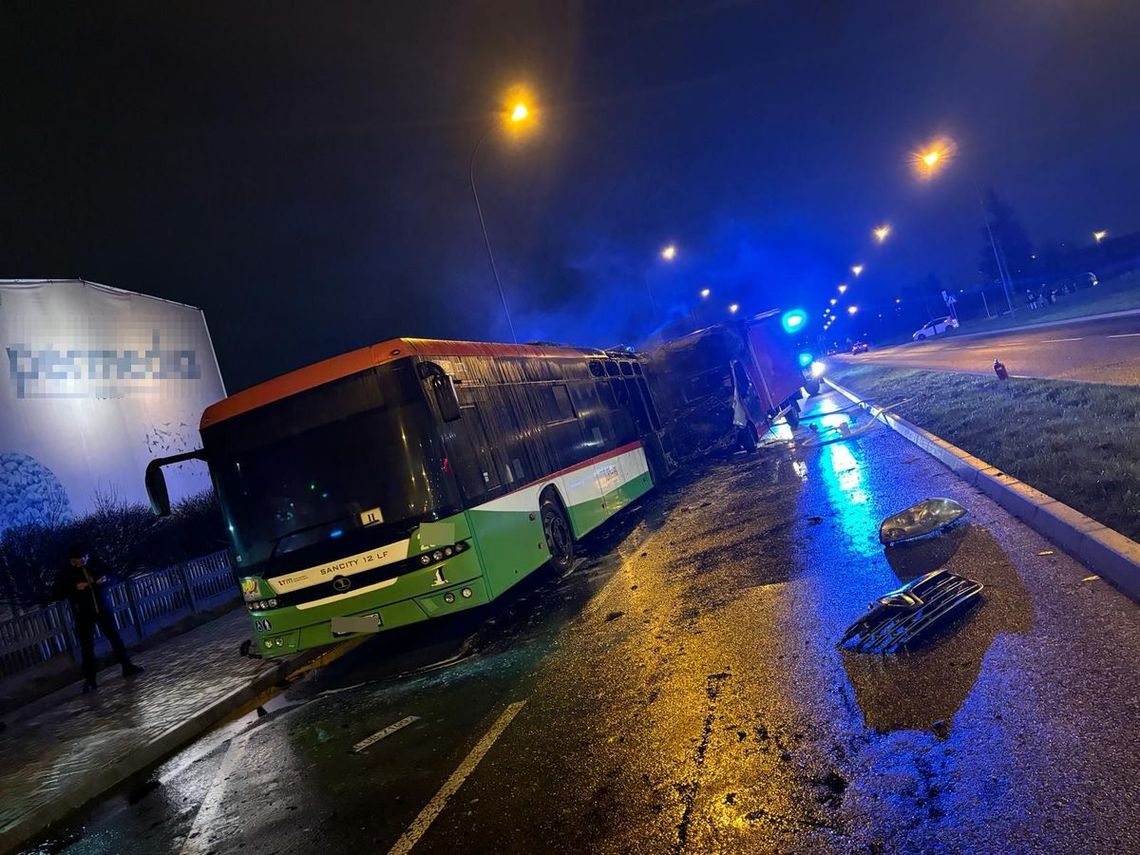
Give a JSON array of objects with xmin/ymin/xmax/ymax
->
[{"xmin": 53, "ymin": 558, "xmax": 116, "ymax": 619}]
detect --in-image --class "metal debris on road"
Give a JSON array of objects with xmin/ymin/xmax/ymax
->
[
  {"xmin": 1081, "ymin": 575, "xmax": 1100, "ymax": 582},
  {"xmin": 1038, "ymin": 550, "xmax": 1055, "ymax": 556},
  {"xmin": 352, "ymin": 715, "xmax": 421, "ymax": 753},
  {"xmin": 839, "ymin": 569, "xmax": 984, "ymax": 654},
  {"xmin": 879, "ymin": 497, "xmax": 968, "ymax": 545}
]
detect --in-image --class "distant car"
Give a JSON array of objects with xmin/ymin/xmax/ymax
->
[
  {"xmin": 851, "ymin": 341, "xmax": 870, "ymax": 354},
  {"xmin": 912, "ymin": 316, "xmax": 959, "ymax": 341}
]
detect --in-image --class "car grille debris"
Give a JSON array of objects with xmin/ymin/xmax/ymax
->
[{"xmin": 839, "ymin": 569, "xmax": 984, "ymax": 654}]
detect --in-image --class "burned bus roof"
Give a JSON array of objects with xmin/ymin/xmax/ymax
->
[{"xmin": 200, "ymin": 338, "xmax": 609, "ymax": 429}]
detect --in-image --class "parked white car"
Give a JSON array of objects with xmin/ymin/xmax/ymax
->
[{"xmin": 912, "ymin": 316, "xmax": 959, "ymax": 341}]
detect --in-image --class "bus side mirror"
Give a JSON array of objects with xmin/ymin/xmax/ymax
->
[
  {"xmin": 145, "ymin": 460, "xmax": 172, "ymax": 517},
  {"xmin": 434, "ymin": 375, "xmax": 461, "ymax": 422},
  {"xmin": 144, "ymin": 449, "xmax": 208, "ymax": 517}
]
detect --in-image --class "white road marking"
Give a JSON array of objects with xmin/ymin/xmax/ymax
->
[
  {"xmin": 1107, "ymin": 332, "xmax": 1140, "ymax": 339},
  {"xmin": 179, "ymin": 732, "xmax": 252, "ymax": 854},
  {"xmin": 387, "ymin": 701, "xmax": 527, "ymax": 855},
  {"xmin": 353, "ymin": 715, "xmax": 420, "ymax": 753},
  {"xmin": 1041, "ymin": 337, "xmax": 1083, "ymax": 343}
]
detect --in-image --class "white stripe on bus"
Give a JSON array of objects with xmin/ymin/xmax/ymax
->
[{"xmin": 295, "ymin": 576, "xmax": 400, "ymax": 610}]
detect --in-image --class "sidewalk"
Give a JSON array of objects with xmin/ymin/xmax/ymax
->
[{"xmin": 0, "ymin": 609, "xmax": 285, "ymax": 853}]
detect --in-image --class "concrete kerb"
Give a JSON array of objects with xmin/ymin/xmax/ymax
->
[
  {"xmin": 0, "ymin": 636, "xmax": 367, "ymax": 855},
  {"xmin": 822, "ymin": 377, "xmax": 1140, "ymax": 603}
]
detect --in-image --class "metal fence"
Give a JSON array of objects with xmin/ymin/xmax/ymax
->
[{"xmin": 0, "ymin": 551, "xmax": 236, "ymax": 681}]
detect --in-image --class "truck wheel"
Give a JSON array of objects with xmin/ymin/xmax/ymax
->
[
  {"xmin": 541, "ymin": 494, "xmax": 574, "ymax": 573},
  {"xmin": 785, "ymin": 406, "xmax": 801, "ymax": 429},
  {"xmin": 737, "ymin": 422, "xmax": 759, "ymax": 453},
  {"xmin": 803, "ymin": 377, "xmax": 821, "ymax": 396}
]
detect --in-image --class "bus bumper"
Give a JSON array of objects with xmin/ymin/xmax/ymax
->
[{"xmin": 255, "ymin": 576, "xmax": 493, "ymax": 657}]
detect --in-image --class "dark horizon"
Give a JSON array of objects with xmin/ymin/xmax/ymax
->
[{"xmin": 4, "ymin": 1, "xmax": 1140, "ymax": 391}]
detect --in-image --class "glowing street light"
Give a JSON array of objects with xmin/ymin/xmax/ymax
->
[
  {"xmin": 837, "ymin": 283, "xmax": 848, "ymax": 294},
  {"xmin": 873, "ymin": 224, "xmax": 891, "ymax": 243},
  {"xmin": 851, "ymin": 264, "xmax": 864, "ymax": 277},
  {"xmin": 728, "ymin": 303, "xmax": 739, "ymax": 314},
  {"xmin": 1094, "ymin": 230, "xmax": 1108, "ymax": 243},
  {"xmin": 895, "ymin": 297, "xmax": 901, "ymax": 304},
  {"xmin": 911, "ymin": 137, "xmax": 956, "ymax": 179},
  {"xmin": 699, "ymin": 287, "xmax": 711, "ymax": 298},
  {"xmin": 830, "ymin": 298, "xmax": 837, "ymax": 305},
  {"xmin": 470, "ymin": 86, "xmax": 540, "ymax": 344},
  {"xmin": 847, "ymin": 305, "xmax": 858, "ymax": 315},
  {"xmin": 661, "ymin": 244, "xmax": 677, "ymax": 261}
]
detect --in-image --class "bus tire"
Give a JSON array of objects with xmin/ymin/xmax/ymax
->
[
  {"xmin": 540, "ymin": 492, "xmax": 574, "ymax": 573},
  {"xmin": 803, "ymin": 377, "xmax": 821, "ymax": 396},
  {"xmin": 785, "ymin": 405, "xmax": 801, "ymax": 429}
]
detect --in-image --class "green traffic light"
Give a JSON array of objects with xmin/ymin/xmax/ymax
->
[{"xmin": 797, "ymin": 351, "xmax": 813, "ymax": 368}]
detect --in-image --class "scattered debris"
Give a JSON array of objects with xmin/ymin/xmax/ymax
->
[
  {"xmin": 807, "ymin": 516, "xmax": 823, "ymax": 526},
  {"xmin": 1081, "ymin": 575, "xmax": 1100, "ymax": 583},
  {"xmin": 931, "ymin": 719, "xmax": 951, "ymax": 739},
  {"xmin": 1037, "ymin": 550, "xmax": 1055, "ymax": 556},
  {"xmin": 605, "ymin": 611, "xmax": 625, "ymax": 622},
  {"xmin": 880, "ymin": 498, "xmax": 968, "ymax": 545},
  {"xmin": 839, "ymin": 569, "xmax": 984, "ymax": 654}
]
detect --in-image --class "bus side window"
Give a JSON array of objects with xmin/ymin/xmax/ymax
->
[
  {"xmin": 450, "ymin": 403, "xmax": 502, "ymax": 499},
  {"xmin": 636, "ymin": 377, "xmax": 662, "ymax": 432},
  {"xmin": 595, "ymin": 380, "xmax": 617, "ymax": 411}
]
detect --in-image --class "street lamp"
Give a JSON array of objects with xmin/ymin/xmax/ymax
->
[
  {"xmin": 728, "ymin": 303, "xmax": 739, "ymax": 314},
  {"xmin": 661, "ymin": 244, "xmax": 677, "ymax": 261},
  {"xmin": 837, "ymin": 283, "xmax": 848, "ymax": 294},
  {"xmin": 699, "ymin": 287, "xmax": 711, "ymax": 298},
  {"xmin": 873, "ymin": 224, "xmax": 891, "ymax": 243},
  {"xmin": 1094, "ymin": 230, "xmax": 1108, "ymax": 243},
  {"xmin": 851, "ymin": 264, "xmax": 864, "ymax": 277},
  {"xmin": 470, "ymin": 92, "xmax": 536, "ymax": 344},
  {"xmin": 913, "ymin": 135, "xmax": 1014, "ymax": 319},
  {"xmin": 830, "ymin": 298, "xmax": 837, "ymax": 305},
  {"xmin": 847, "ymin": 305, "xmax": 858, "ymax": 315}
]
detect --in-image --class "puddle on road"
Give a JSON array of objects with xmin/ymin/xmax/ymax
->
[{"xmin": 840, "ymin": 526, "xmax": 1033, "ymax": 733}]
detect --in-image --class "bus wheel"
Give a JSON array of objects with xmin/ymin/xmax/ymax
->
[
  {"xmin": 541, "ymin": 494, "xmax": 574, "ymax": 573},
  {"xmin": 785, "ymin": 405, "xmax": 801, "ymax": 429}
]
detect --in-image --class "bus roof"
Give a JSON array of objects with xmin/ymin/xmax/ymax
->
[{"xmin": 200, "ymin": 337, "xmax": 608, "ymax": 429}]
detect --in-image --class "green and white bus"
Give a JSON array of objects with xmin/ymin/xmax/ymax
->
[{"xmin": 146, "ymin": 338, "xmax": 670, "ymax": 657}]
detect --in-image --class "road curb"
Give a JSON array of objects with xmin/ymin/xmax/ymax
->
[
  {"xmin": 0, "ymin": 637, "xmax": 366, "ymax": 855},
  {"xmin": 823, "ymin": 377, "xmax": 1140, "ymax": 602}
]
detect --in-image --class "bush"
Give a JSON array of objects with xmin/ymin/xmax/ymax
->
[{"xmin": 0, "ymin": 489, "xmax": 227, "ymax": 611}]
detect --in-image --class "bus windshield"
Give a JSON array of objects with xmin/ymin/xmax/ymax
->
[{"xmin": 203, "ymin": 362, "xmax": 458, "ymax": 574}]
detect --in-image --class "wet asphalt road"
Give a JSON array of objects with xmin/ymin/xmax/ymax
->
[
  {"xmin": 24, "ymin": 391, "xmax": 1140, "ymax": 855},
  {"xmin": 839, "ymin": 312, "xmax": 1140, "ymax": 384}
]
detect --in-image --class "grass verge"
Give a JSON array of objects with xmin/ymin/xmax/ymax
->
[
  {"xmin": 944, "ymin": 270, "xmax": 1140, "ymax": 338},
  {"xmin": 828, "ymin": 363, "xmax": 1140, "ymax": 542}
]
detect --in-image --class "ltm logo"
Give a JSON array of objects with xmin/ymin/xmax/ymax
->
[{"xmin": 6, "ymin": 330, "xmax": 201, "ymax": 399}]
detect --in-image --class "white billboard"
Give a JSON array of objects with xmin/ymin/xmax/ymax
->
[{"xmin": 0, "ymin": 279, "xmax": 226, "ymax": 534}]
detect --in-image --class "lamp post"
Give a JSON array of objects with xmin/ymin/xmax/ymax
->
[
  {"xmin": 914, "ymin": 140, "xmax": 1015, "ymax": 319},
  {"xmin": 469, "ymin": 99, "xmax": 532, "ymax": 344}
]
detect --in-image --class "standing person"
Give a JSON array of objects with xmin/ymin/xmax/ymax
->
[{"xmin": 54, "ymin": 545, "xmax": 144, "ymax": 693}]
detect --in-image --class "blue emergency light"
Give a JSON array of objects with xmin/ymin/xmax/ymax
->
[{"xmin": 781, "ymin": 309, "xmax": 807, "ymax": 333}]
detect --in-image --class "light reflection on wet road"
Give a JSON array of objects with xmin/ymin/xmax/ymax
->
[{"xmin": 24, "ymin": 390, "xmax": 1140, "ymax": 855}]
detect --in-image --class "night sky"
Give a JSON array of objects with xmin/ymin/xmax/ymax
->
[{"xmin": 4, "ymin": 1, "xmax": 1139, "ymax": 391}]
